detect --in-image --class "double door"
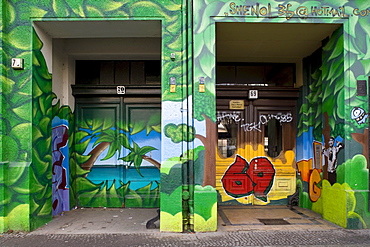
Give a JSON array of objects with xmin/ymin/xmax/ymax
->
[
  {"xmin": 74, "ymin": 96, "xmax": 161, "ymax": 208},
  {"xmin": 216, "ymin": 88, "xmax": 298, "ymax": 205}
]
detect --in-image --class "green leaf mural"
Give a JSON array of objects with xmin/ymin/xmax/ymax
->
[{"xmin": 2, "ymin": 0, "xmax": 370, "ymax": 234}]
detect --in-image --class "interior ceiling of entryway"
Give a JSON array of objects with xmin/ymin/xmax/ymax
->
[
  {"xmin": 35, "ymin": 21, "xmax": 341, "ymax": 63},
  {"xmin": 217, "ymin": 23, "xmax": 341, "ymax": 63},
  {"xmin": 34, "ymin": 20, "xmax": 161, "ymax": 38},
  {"xmin": 34, "ymin": 20, "xmax": 162, "ymax": 60}
]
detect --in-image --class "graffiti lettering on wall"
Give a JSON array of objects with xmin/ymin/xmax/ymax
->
[
  {"xmin": 227, "ymin": 2, "xmax": 272, "ymax": 17},
  {"xmin": 353, "ymin": 8, "xmax": 370, "ymax": 16},
  {"xmin": 351, "ymin": 107, "xmax": 368, "ymax": 124},
  {"xmin": 224, "ymin": 2, "xmax": 368, "ymax": 19},
  {"xmin": 52, "ymin": 124, "xmax": 69, "ymax": 215},
  {"xmin": 221, "ymin": 155, "xmax": 275, "ymax": 202},
  {"xmin": 278, "ymin": 4, "xmax": 348, "ymax": 19},
  {"xmin": 217, "ymin": 111, "xmax": 292, "ymax": 132}
]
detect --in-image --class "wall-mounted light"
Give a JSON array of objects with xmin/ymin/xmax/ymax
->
[
  {"xmin": 199, "ymin": 77, "xmax": 205, "ymax": 93},
  {"xmin": 170, "ymin": 77, "xmax": 176, "ymax": 93}
]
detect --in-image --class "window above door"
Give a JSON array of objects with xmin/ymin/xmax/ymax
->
[
  {"xmin": 75, "ymin": 60, "xmax": 161, "ymax": 85},
  {"xmin": 216, "ymin": 62, "xmax": 295, "ymax": 87}
]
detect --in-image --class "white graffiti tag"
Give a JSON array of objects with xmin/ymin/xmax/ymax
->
[
  {"xmin": 217, "ymin": 111, "xmax": 293, "ymax": 132},
  {"xmin": 217, "ymin": 112, "xmax": 242, "ymax": 123}
]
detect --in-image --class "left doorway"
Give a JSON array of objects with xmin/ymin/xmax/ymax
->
[{"xmin": 74, "ymin": 95, "xmax": 161, "ymax": 208}]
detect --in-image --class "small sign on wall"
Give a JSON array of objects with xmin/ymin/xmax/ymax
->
[
  {"xmin": 11, "ymin": 58, "xmax": 24, "ymax": 69},
  {"xmin": 117, "ymin": 86, "xmax": 125, "ymax": 94},
  {"xmin": 249, "ymin": 89, "xmax": 258, "ymax": 99},
  {"xmin": 229, "ymin": 100, "xmax": 244, "ymax": 109}
]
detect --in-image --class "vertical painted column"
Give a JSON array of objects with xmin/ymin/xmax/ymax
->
[
  {"xmin": 0, "ymin": 0, "xmax": 36, "ymax": 230},
  {"xmin": 0, "ymin": 0, "xmax": 5, "ymax": 233},
  {"xmin": 160, "ymin": 1, "xmax": 187, "ymax": 231},
  {"xmin": 191, "ymin": 0, "xmax": 218, "ymax": 232},
  {"xmin": 0, "ymin": 162, "xmax": 7, "ymax": 232}
]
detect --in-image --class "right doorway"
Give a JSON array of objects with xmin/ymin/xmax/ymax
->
[{"xmin": 215, "ymin": 86, "xmax": 298, "ymax": 205}]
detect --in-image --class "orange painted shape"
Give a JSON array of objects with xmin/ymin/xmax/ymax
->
[
  {"xmin": 309, "ymin": 168, "xmax": 322, "ymax": 202},
  {"xmin": 297, "ymin": 159, "xmax": 312, "ymax": 182}
]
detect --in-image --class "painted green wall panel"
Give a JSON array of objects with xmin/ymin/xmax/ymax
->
[
  {"xmin": 194, "ymin": 185, "xmax": 217, "ymax": 232},
  {"xmin": 0, "ymin": 162, "xmax": 8, "ymax": 232}
]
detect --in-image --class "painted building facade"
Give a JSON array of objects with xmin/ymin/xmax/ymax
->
[{"xmin": 0, "ymin": 0, "xmax": 369, "ymax": 233}]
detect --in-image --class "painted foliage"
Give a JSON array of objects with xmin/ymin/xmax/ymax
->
[{"xmin": 293, "ymin": 3, "xmax": 370, "ymax": 229}]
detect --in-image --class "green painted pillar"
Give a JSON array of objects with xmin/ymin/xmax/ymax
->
[
  {"xmin": 0, "ymin": 162, "xmax": 8, "ymax": 232},
  {"xmin": 194, "ymin": 185, "xmax": 217, "ymax": 232},
  {"xmin": 6, "ymin": 162, "xmax": 32, "ymax": 232},
  {"xmin": 160, "ymin": 161, "xmax": 183, "ymax": 232}
]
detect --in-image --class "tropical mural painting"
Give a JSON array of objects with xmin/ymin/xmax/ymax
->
[{"xmin": 73, "ymin": 104, "xmax": 161, "ymax": 208}]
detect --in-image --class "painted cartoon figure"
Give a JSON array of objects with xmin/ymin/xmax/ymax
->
[
  {"xmin": 322, "ymin": 137, "xmax": 344, "ymax": 185},
  {"xmin": 351, "ymin": 107, "xmax": 368, "ymax": 124}
]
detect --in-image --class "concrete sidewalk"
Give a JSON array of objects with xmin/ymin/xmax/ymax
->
[
  {"xmin": 28, "ymin": 205, "xmax": 341, "ymax": 234},
  {"xmin": 31, "ymin": 207, "xmax": 160, "ymax": 234},
  {"xmin": 2, "ymin": 206, "xmax": 370, "ymax": 246}
]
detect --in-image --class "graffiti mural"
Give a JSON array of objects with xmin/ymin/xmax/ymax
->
[
  {"xmin": 216, "ymin": 146, "xmax": 296, "ymax": 205},
  {"xmin": 1, "ymin": 0, "xmax": 370, "ymax": 234},
  {"xmin": 52, "ymin": 121, "xmax": 69, "ymax": 215},
  {"xmin": 221, "ymin": 155, "xmax": 275, "ymax": 202}
]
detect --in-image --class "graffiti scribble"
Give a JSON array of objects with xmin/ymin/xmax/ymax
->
[
  {"xmin": 217, "ymin": 111, "xmax": 292, "ymax": 132},
  {"xmin": 221, "ymin": 155, "xmax": 275, "ymax": 202},
  {"xmin": 52, "ymin": 125, "xmax": 69, "ymax": 215}
]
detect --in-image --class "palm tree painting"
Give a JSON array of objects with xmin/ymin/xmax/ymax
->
[{"xmin": 72, "ymin": 104, "xmax": 161, "ymax": 208}]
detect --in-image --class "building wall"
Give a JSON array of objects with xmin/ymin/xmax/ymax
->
[{"xmin": 0, "ymin": 0, "xmax": 369, "ymax": 233}]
